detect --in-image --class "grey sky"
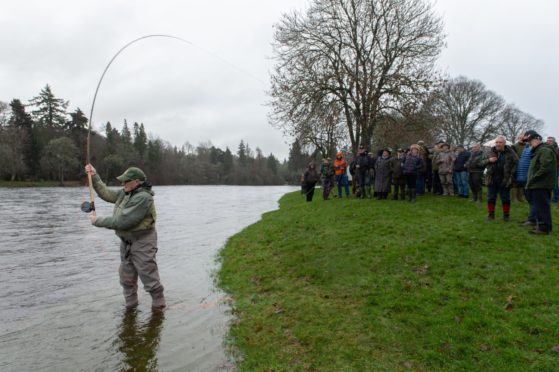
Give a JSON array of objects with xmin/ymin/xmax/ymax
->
[{"xmin": 1, "ymin": 1, "xmax": 558, "ymax": 160}]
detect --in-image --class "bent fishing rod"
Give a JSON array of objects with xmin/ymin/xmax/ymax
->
[
  {"xmin": 82, "ymin": 35, "xmax": 196, "ymax": 215},
  {"xmin": 81, "ymin": 34, "xmax": 267, "ymax": 214}
]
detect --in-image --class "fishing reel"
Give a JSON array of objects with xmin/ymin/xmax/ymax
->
[{"xmin": 81, "ymin": 201, "xmax": 95, "ymax": 213}]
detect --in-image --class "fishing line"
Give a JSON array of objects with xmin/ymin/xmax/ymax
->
[{"xmin": 83, "ymin": 33, "xmax": 268, "ymax": 214}]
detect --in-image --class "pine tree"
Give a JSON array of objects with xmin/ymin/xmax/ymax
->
[
  {"xmin": 121, "ymin": 120, "xmax": 132, "ymax": 145},
  {"xmin": 8, "ymin": 99, "xmax": 37, "ymax": 175},
  {"xmin": 133, "ymin": 122, "xmax": 147, "ymax": 157},
  {"xmin": 237, "ymin": 140, "xmax": 247, "ymax": 166},
  {"xmin": 29, "ymin": 84, "xmax": 69, "ymax": 128}
]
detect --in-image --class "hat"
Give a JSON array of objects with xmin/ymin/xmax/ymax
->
[
  {"xmin": 116, "ymin": 167, "xmax": 146, "ymax": 182},
  {"xmin": 525, "ymin": 130, "xmax": 542, "ymax": 141},
  {"xmin": 336, "ymin": 151, "xmax": 343, "ymax": 157},
  {"xmin": 397, "ymin": 148, "xmax": 404, "ymax": 152},
  {"xmin": 456, "ymin": 144, "xmax": 464, "ymax": 149},
  {"xmin": 440, "ymin": 143, "xmax": 450, "ymax": 148}
]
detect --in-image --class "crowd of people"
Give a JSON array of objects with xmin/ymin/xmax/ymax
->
[{"xmin": 301, "ymin": 130, "xmax": 559, "ymax": 235}]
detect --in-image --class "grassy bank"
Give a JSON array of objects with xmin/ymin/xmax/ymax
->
[
  {"xmin": 0, "ymin": 180, "xmax": 82, "ymax": 187},
  {"xmin": 218, "ymin": 191, "xmax": 559, "ymax": 370}
]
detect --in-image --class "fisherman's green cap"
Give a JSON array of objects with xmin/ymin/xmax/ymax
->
[{"xmin": 116, "ymin": 167, "xmax": 146, "ymax": 182}]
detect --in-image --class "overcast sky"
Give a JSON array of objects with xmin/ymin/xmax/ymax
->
[{"xmin": 1, "ymin": 0, "xmax": 558, "ymax": 160}]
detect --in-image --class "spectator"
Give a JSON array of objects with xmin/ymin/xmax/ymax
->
[
  {"xmin": 526, "ymin": 131, "xmax": 557, "ymax": 234},
  {"xmin": 320, "ymin": 158, "xmax": 335, "ymax": 200},
  {"xmin": 466, "ymin": 143, "xmax": 485, "ymax": 202},
  {"xmin": 355, "ymin": 145, "xmax": 371, "ymax": 199},
  {"xmin": 515, "ymin": 133, "xmax": 536, "ymax": 226},
  {"xmin": 390, "ymin": 148, "xmax": 406, "ymax": 200},
  {"xmin": 482, "ymin": 136, "xmax": 518, "ymax": 221},
  {"xmin": 431, "ymin": 141, "xmax": 444, "ymax": 195},
  {"xmin": 437, "ymin": 143, "xmax": 455, "ymax": 196},
  {"xmin": 545, "ymin": 136, "xmax": 559, "ymax": 203},
  {"xmin": 333, "ymin": 151, "xmax": 350, "ymax": 198},
  {"xmin": 302, "ymin": 162, "xmax": 319, "ymax": 202},
  {"xmin": 453, "ymin": 144, "xmax": 471, "ymax": 198},
  {"xmin": 374, "ymin": 148, "xmax": 392, "ymax": 199},
  {"xmin": 402, "ymin": 144, "xmax": 423, "ymax": 202},
  {"xmin": 511, "ymin": 135, "xmax": 527, "ymax": 203}
]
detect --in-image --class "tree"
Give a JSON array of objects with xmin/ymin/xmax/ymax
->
[
  {"xmin": 267, "ymin": 153, "xmax": 279, "ymax": 175},
  {"xmin": 29, "ymin": 84, "xmax": 69, "ymax": 128},
  {"xmin": 237, "ymin": 140, "xmax": 247, "ymax": 166},
  {"xmin": 429, "ymin": 76, "xmax": 505, "ymax": 146},
  {"xmin": 66, "ymin": 108, "xmax": 88, "ymax": 164},
  {"xmin": 133, "ymin": 122, "xmax": 148, "ymax": 157},
  {"xmin": 40, "ymin": 137, "xmax": 79, "ymax": 183},
  {"xmin": 497, "ymin": 104, "xmax": 544, "ymax": 143},
  {"xmin": 269, "ymin": 0, "xmax": 445, "ymax": 152},
  {"xmin": 121, "ymin": 120, "xmax": 132, "ymax": 146},
  {"xmin": 0, "ymin": 101, "xmax": 27, "ymax": 180},
  {"xmin": 9, "ymin": 99, "xmax": 38, "ymax": 174}
]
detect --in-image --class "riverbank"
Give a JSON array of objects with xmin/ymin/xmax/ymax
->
[
  {"xmin": 218, "ymin": 191, "xmax": 559, "ymax": 370},
  {"xmin": 0, "ymin": 180, "xmax": 82, "ymax": 187}
]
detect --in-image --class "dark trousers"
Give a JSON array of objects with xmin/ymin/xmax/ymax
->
[
  {"xmin": 469, "ymin": 172, "xmax": 483, "ymax": 200},
  {"xmin": 405, "ymin": 174, "xmax": 417, "ymax": 190},
  {"xmin": 432, "ymin": 170, "xmax": 442, "ymax": 194},
  {"xmin": 487, "ymin": 184, "xmax": 511, "ymax": 217},
  {"xmin": 304, "ymin": 182, "xmax": 316, "ymax": 202},
  {"xmin": 527, "ymin": 189, "xmax": 552, "ymax": 232},
  {"xmin": 322, "ymin": 178, "xmax": 333, "ymax": 200}
]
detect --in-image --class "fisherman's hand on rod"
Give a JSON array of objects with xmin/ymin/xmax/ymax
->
[{"xmin": 85, "ymin": 164, "xmax": 97, "ymax": 175}]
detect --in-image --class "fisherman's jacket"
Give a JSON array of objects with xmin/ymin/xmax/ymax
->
[{"xmin": 92, "ymin": 174, "xmax": 156, "ymax": 236}]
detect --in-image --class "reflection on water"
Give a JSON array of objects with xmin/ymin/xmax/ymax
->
[
  {"xmin": 115, "ymin": 309, "xmax": 165, "ymax": 372},
  {"xmin": 0, "ymin": 185, "xmax": 295, "ymax": 371}
]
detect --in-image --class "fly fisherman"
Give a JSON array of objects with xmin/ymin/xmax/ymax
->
[{"xmin": 85, "ymin": 164, "xmax": 166, "ymax": 311}]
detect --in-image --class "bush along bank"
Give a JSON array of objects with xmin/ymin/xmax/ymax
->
[{"xmin": 218, "ymin": 191, "xmax": 559, "ymax": 370}]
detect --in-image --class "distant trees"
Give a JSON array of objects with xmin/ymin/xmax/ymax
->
[
  {"xmin": 0, "ymin": 85, "xmax": 291, "ymax": 185},
  {"xmin": 269, "ymin": 0, "xmax": 445, "ymax": 152},
  {"xmin": 40, "ymin": 137, "xmax": 79, "ymax": 183},
  {"xmin": 426, "ymin": 76, "xmax": 543, "ymax": 146}
]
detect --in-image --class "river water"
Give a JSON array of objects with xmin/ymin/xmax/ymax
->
[{"xmin": 0, "ymin": 185, "xmax": 295, "ymax": 371}]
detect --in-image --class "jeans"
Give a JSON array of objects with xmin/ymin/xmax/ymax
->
[
  {"xmin": 455, "ymin": 171, "xmax": 469, "ymax": 196},
  {"xmin": 336, "ymin": 174, "xmax": 350, "ymax": 197}
]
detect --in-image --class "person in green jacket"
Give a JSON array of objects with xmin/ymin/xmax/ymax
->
[
  {"xmin": 525, "ymin": 131, "xmax": 557, "ymax": 235},
  {"xmin": 85, "ymin": 164, "xmax": 166, "ymax": 310}
]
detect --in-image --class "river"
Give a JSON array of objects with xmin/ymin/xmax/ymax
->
[{"xmin": 0, "ymin": 185, "xmax": 296, "ymax": 371}]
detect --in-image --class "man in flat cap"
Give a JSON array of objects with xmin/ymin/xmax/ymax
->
[
  {"xmin": 525, "ymin": 131, "xmax": 557, "ymax": 235},
  {"xmin": 85, "ymin": 164, "xmax": 166, "ymax": 310}
]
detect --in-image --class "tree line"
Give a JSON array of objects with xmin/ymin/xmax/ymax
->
[
  {"xmin": 0, "ymin": 85, "xmax": 299, "ymax": 185},
  {"xmin": 269, "ymin": 0, "xmax": 545, "ymax": 157}
]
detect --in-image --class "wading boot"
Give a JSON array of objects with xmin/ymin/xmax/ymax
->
[
  {"xmin": 151, "ymin": 291, "xmax": 166, "ymax": 312},
  {"xmin": 411, "ymin": 189, "xmax": 417, "ymax": 203},
  {"xmin": 487, "ymin": 212, "xmax": 495, "ymax": 221}
]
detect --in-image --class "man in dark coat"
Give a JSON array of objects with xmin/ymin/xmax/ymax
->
[
  {"xmin": 481, "ymin": 136, "xmax": 518, "ymax": 221},
  {"xmin": 466, "ymin": 143, "xmax": 485, "ymax": 202},
  {"xmin": 526, "ymin": 131, "xmax": 557, "ymax": 234},
  {"xmin": 390, "ymin": 148, "xmax": 406, "ymax": 200},
  {"xmin": 355, "ymin": 145, "xmax": 371, "ymax": 199}
]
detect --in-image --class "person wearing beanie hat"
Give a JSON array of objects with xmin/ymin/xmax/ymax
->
[
  {"xmin": 85, "ymin": 164, "xmax": 166, "ymax": 311},
  {"xmin": 525, "ymin": 132, "xmax": 557, "ymax": 234}
]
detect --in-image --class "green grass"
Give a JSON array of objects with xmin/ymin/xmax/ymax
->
[{"xmin": 218, "ymin": 190, "xmax": 559, "ymax": 371}]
